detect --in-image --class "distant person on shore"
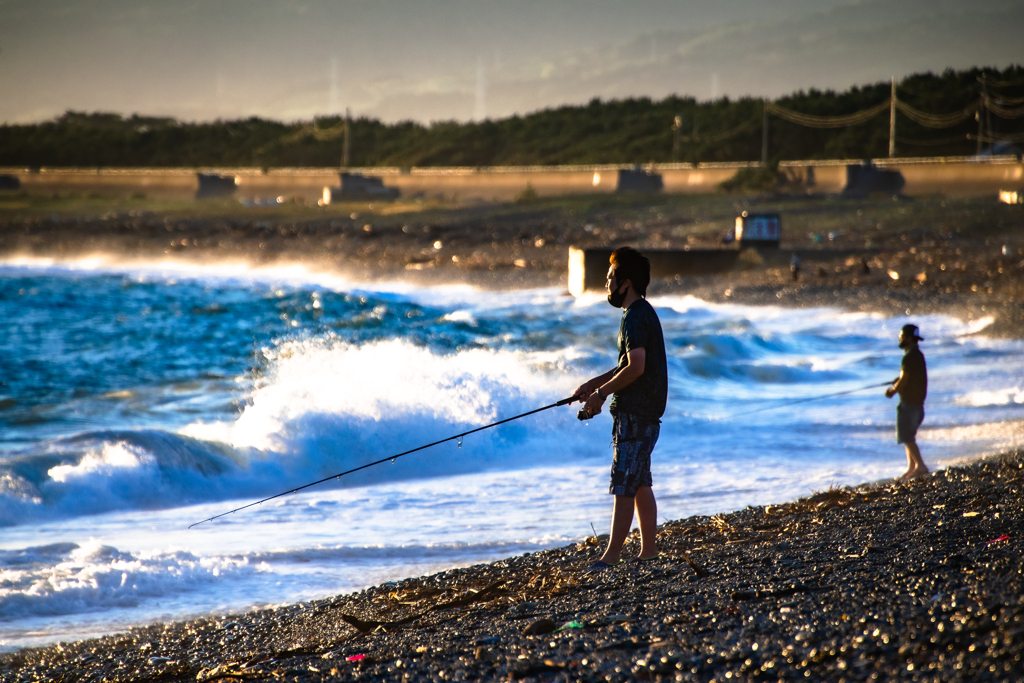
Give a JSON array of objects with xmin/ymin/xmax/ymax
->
[
  {"xmin": 574, "ymin": 247, "xmax": 668, "ymax": 570},
  {"xmin": 885, "ymin": 324, "xmax": 928, "ymax": 480},
  {"xmin": 790, "ymin": 253, "xmax": 801, "ymax": 281}
]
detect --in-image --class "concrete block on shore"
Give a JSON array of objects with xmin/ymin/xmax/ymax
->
[
  {"xmin": 568, "ymin": 246, "xmax": 740, "ymax": 296},
  {"xmin": 322, "ymin": 173, "xmax": 400, "ymax": 204},
  {"xmin": 616, "ymin": 168, "xmax": 663, "ymax": 193},
  {"xmin": 195, "ymin": 173, "xmax": 237, "ymax": 199},
  {"xmin": 843, "ymin": 160, "xmax": 904, "ymax": 198},
  {"xmin": 998, "ymin": 189, "xmax": 1022, "ymax": 204}
]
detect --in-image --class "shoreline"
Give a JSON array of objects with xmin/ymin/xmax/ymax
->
[
  {"xmin": 2, "ymin": 192, "xmax": 1023, "ymax": 337},
  {"xmin": 3, "ymin": 450, "xmax": 1021, "ymax": 681}
]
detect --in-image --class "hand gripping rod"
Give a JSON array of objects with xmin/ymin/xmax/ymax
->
[{"xmin": 189, "ymin": 395, "xmax": 579, "ymax": 528}]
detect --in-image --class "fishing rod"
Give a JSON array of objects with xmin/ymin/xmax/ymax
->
[
  {"xmin": 716, "ymin": 380, "xmax": 893, "ymax": 421},
  {"xmin": 189, "ymin": 394, "xmax": 581, "ymax": 528}
]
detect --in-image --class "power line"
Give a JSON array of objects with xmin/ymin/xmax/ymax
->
[
  {"xmin": 765, "ymin": 99, "xmax": 891, "ymax": 128},
  {"xmin": 895, "ymin": 99, "xmax": 980, "ymax": 128},
  {"xmin": 896, "ymin": 134, "xmax": 971, "ymax": 147}
]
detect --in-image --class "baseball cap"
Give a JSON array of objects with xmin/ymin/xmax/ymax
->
[{"xmin": 901, "ymin": 324, "xmax": 924, "ymax": 341}]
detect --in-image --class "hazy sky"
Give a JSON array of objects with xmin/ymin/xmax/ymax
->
[{"xmin": 1, "ymin": 0, "xmax": 1022, "ymax": 124}]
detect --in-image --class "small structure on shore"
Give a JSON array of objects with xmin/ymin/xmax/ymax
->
[
  {"xmin": 735, "ymin": 212, "xmax": 781, "ymax": 248},
  {"xmin": 616, "ymin": 168, "xmax": 663, "ymax": 193},
  {"xmin": 998, "ymin": 189, "xmax": 1022, "ymax": 205},
  {"xmin": 195, "ymin": 173, "xmax": 237, "ymax": 199},
  {"xmin": 842, "ymin": 160, "xmax": 904, "ymax": 198},
  {"xmin": 322, "ymin": 173, "xmax": 400, "ymax": 204}
]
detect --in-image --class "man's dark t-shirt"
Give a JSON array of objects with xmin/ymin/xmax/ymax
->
[
  {"xmin": 609, "ymin": 298, "xmax": 668, "ymax": 420},
  {"xmin": 899, "ymin": 347, "xmax": 927, "ymax": 405}
]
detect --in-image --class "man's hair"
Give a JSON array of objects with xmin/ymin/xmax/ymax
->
[{"xmin": 609, "ymin": 246, "xmax": 651, "ymax": 297}]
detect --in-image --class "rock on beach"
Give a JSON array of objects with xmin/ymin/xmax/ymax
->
[{"xmin": 3, "ymin": 450, "xmax": 1022, "ymax": 682}]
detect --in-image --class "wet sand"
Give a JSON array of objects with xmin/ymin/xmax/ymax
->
[{"xmin": 2, "ymin": 192, "xmax": 1023, "ymax": 680}]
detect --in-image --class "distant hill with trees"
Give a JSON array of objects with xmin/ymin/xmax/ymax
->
[{"xmin": 1, "ymin": 66, "xmax": 1021, "ymax": 168}]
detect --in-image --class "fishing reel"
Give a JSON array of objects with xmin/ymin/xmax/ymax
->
[{"xmin": 577, "ymin": 407, "xmax": 592, "ymax": 421}]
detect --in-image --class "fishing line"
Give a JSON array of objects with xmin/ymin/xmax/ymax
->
[
  {"xmin": 190, "ymin": 379, "xmax": 892, "ymax": 527},
  {"xmin": 714, "ymin": 381, "xmax": 893, "ymax": 421},
  {"xmin": 189, "ymin": 394, "xmax": 580, "ymax": 528}
]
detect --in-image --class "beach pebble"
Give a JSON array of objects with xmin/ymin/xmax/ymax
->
[
  {"xmin": 505, "ymin": 601, "xmax": 536, "ymax": 617},
  {"xmin": 474, "ymin": 646, "xmax": 500, "ymax": 662},
  {"xmin": 521, "ymin": 618, "xmax": 556, "ymax": 636}
]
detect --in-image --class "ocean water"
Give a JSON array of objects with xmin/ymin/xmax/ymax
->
[{"xmin": 2, "ymin": 256, "xmax": 1024, "ymax": 651}]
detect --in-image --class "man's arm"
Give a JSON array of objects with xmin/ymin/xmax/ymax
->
[
  {"xmin": 885, "ymin": 368, "xmax": 905, "ymax": 399},
  {"xmin": 582, "ymin": 348, "xmax": 646, "ymax": 416},
  {"xmin": 573, "ymin": 368, "xmax": 617, "ymax": 401}
]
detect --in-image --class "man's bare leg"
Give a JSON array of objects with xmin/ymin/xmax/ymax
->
[
  {"xmin": 634, "ymin": 486, "xmax": 659, "ymax": 559},
  {"xmin": 598, "ymin": 495, "xmax": 635, "ymax": 564},
  {"xmin": 900, "ymin": 442, "xmax": 928, "ymax": 480}
]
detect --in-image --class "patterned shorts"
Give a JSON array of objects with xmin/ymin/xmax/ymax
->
[
  {"xmin": 896, "ymin": 402, "xmax": 924, "ymax": 444},
  {"xmin": 609, "ymin": 412, "xmax": 660, "ymax": 497}
]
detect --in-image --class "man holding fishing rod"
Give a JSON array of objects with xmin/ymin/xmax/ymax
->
[
  {"xmin": 574, "ymin": 247, "xmax": 668, "ymax": 571},
  {"xmin": 886, "ymin": 324, "xmax": 929, "ymax": 480}
]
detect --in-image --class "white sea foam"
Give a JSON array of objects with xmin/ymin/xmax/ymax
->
[
  {"xmin": 186, "ymin": 337, "xmax": 570, "ymax": 451},
  {"xmin": 0, "ymin": 541, "xmax": 261, "ymax": 621},
  {"xmin": 956, "ymin": 387, "xmax": 1024, "ymax": 407}
]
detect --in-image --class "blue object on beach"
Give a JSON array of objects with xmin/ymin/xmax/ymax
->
[{"xmin": 585, "ymin": 560, "xmax": 621, "ymax": 572}]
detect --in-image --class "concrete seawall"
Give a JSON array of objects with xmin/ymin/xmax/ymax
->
[{"xmin": 2, "ymin": 156, "xmax": 1021, "ymax": 202}]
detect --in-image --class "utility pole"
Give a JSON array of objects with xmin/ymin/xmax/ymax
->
[
  {"xmin": 977, "ymin": 76, "xmax": 986, "ymax": 156},
  {"xmin": 342, "ymin": 107, "xmax": 351, "ymax": 168},
  {"xmin": 761, "ymin": 100, "xmax": 769, "ymax": 166},
  {"xmin": 672, "ymin": 115, "xmax": 682, "ymax": 161},
  {"xmin": 889, "ymin": 76, "xmax": 896, "ymax": 158}
]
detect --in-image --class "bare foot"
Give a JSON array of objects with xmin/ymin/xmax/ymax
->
[
  {"xmin": 899, "ymin": 466, "xmax": 929, "ymax": 481},
  {"xmin": 908, "ymin": 465, "xmax": 929, "ymax": 479}
]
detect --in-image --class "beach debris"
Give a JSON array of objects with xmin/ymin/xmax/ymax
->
[
  {"xmin": 337, "ymin": 612, "xmax": 421, "ymax": 633},
  {"xmin": 555, "ymin": 620, "xmax": 584, "ymax": 632},
  {"xmin": 345, "ymin": 653, "xmax": 376, "ymax": 668},
  {"xmin": 195, "ymin": 663, "xmax": 253, "ymax": 681},
  {"xmin": 988, "ymin": 534, "xmax": 1011, "ymax": 544},
  {"xmin": 681, "ymin": 552, "xmax": 711, "ymax": 578}
]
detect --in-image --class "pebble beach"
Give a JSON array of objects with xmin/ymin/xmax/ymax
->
[{"xmin": 3, "ymin": 450, "xmax": 1021, "ymax": 682}]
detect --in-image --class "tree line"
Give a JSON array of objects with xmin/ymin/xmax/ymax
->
[{"xmin": 1, "ymin": 66, "xmax": 1021, "ymax": 169}]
